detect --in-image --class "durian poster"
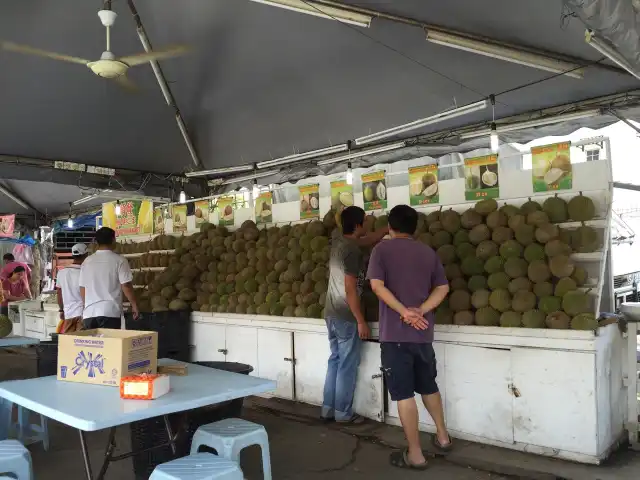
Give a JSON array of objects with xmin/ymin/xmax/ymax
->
[
  {"xmin": 531, "ymin": 142, "xmax": 572, "ymax": 192},
  {"xmin": 172, "ymin": 204, "xmax": 187, "ymax": 233},
  {"xmin": 153, "ymin": 207, "xmax": 165, "ymax": 234},
  {"xmin": 218, "ymin": 196, "xmax": 235, "ymax": 227},
  {"xmin": 464, "ymin": 155, "xmax": 499, "ymax": 201},
  {"xmin": 255, "ymin": 191, "xmax": 273, "ymax": 225},
  {"xmin": 299, "ymin": 184, "xmax": 320, "ymax": 220},
  {"xmin": 409, "ymin": 164, "xmax": 439, "ymax": 206},
  {"xmin": 330, "ymin": 180, "xmax": 354, "ymax": 212},
  {"xmin": 361, "ymin": 170, "xmax": 387, "ymax": 212},
  {"xmin": 194, "ymin": 200, "xmax": 210, "ymax": 225}
]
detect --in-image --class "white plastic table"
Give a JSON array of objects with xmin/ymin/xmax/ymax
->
[
  {"xmin": 0, "ymin": 359, "xmax": 276, "ymax": 480},
  {"xmin": 0, "ymin": 336, "xmax": 39, "ymax": 348}
]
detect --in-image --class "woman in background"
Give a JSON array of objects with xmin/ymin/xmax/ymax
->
[{"xmin": 1, "ymin": 266, "xmax": 31, "ymax": 315}]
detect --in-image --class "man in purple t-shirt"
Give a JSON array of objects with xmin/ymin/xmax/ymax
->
[{"xmin": 367, "ymin": 204, "xmax": 451, "ymax": 470}]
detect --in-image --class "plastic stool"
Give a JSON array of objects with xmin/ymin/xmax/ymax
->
[
  {"xmin": 0, "ymin": 440, "xmax": 33, "ymax": 479},
  {"xmin": 191, "ymin": 418, "xmax": 271, "ymax": 480},
  {"xmin": 150, "ymin": 453, "xmax": 243, "ymax": 480},
  {"xmin": 5, "ymin": 404, "xmax": 48, "ymax": 451}
]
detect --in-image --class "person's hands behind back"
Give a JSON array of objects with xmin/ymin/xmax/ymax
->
[
  {"xmin": 401, "ymin": 307, "xmax": 429, "ymax": 330},
  {"xmin": 357, "ymin": 321, "xmax": 371, "ymax": 339}
]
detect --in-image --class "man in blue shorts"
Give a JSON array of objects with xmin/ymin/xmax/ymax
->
[{"xmin": 368, "ymin": 204, "xmax": 451, "ymax": 470}]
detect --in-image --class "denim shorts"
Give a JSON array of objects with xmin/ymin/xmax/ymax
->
[{"xmin": 381, "ymin": 342, "xmax": 438, "ymax": 401}]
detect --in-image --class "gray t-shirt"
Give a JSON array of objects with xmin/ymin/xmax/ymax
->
[{"xmin": 324, "ymin": 235, "xmax": 364, "ymax": 322}]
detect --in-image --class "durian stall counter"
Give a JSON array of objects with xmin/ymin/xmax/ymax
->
[{"xmin": 120, "ymin": 151, "xmax": 625, "ymax": 465}]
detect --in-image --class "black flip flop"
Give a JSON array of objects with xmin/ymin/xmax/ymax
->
[
  {"xmin": 336, "ymin": 414, "xmax": 365, "ymax": 425},
  {"xmin": 432, "ymin": 435, "xmax": 453, "ymax": 453},
  {"xmin": 389, "ymin": 449, "xmax": 429, "ymax": 470}
]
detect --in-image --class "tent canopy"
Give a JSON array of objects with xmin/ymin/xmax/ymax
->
[{"xmin": 0, "ymin": 0, "xmax": 639, "ymax": 219}]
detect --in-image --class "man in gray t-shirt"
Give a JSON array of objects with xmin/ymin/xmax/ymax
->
[{"xmin": 321, "ymin": 206, "xmax": 386, "ymax": 424}]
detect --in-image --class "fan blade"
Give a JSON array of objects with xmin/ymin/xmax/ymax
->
[
  {"xmin": 1, "ymin": 41, "xmax": 90, "ymax": 65},
  {"xmin": 113, "ymin": 75, "xmax": 138, "ymax": 92},
  {"xmin": 119, "ymin": 45, "xmax": 189, "ymax": 67}
]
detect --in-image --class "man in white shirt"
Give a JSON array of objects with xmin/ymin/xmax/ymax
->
[
  {"xmin": 79, "ymin": 227, "xmax": 139, "ymax": 329},
  {"xmin": 56, "ymin": 243, "xmax": 88, "ymax": 333}
]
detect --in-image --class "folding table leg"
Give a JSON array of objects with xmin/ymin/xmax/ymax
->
[
  {"xmin": 163, "ymin": 415, "xmax": 177, "ymax": 455},
  {"xmin": 78, "ymin": 430, "xmax": 94, "ymax": 480},
  {"xmin": 95, "ymin": 427, "xmax": 117, "ymax": 480}
]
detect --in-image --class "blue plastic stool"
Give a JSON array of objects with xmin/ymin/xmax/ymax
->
[
  {"xmin": 0, "ymin": 440, "xmax": 33, "ymax": 479},
  {"xmin": 150, "ymin": 453, "xmax": 243, "ymax": 480},
  {"xmin": 2, "ymin": 402, "xmax": 48, "ymax": 451},
  {"xmin": 190, "ymin": 418, "xmax": 271, "ymax": 480}
]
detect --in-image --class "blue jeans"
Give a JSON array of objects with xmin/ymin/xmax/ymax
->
[{"xmin": 321, "ymin": 317, "xmax": 362, "ymax": 421}]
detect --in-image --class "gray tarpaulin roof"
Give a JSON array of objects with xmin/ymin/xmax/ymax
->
[{"xmin": 0, "ymin": 0, "xmax": 639, "ymax": 220}]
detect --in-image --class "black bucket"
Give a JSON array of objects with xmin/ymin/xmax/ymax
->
[{"xmin": 35, "ymin": 337, "xmax": 58, "ymax": 377}]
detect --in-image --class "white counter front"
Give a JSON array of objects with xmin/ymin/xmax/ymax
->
[{"xmin": 190, "ymin": 311, "xmax": 626, "ymax": 464}]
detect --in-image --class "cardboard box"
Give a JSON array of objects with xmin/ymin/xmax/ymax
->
[{"xmin": 57, "ymin": 329, "xmax": 158, "ymax": 387}]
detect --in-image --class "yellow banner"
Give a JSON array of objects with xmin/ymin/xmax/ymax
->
[
  {"xmin": 102, "ymin": 200, "xmax": 153, "ymax": 236},
  {"xmin": 531, "ymin": 141, "xmax": 572, "ymax": 192},
  {"xmin": 194, "ymin": 200, "xmax": 210, "ymax": 225},
  {"xmin": 330, "ymin": 180, "xmax": 354, "ymax": 212},
  {"xmin": 464, "ymin": 155, "xmax": 499, "ymax": 201},
  {"xmin": 172, "ymin": 205, "xmax": 187, "ymax": 233},
  {"xmin": 361, "ymin": 170, "xmax": 387, "ymax": 212},
  {"xmin": 409, "ymin": 164, "xmax": 439, "ymax": 205}
]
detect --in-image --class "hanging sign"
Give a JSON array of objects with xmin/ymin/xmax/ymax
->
[
  {"xmin": 299, "ymin": 184, "xmax": 320, "ymax": 220},
  {"xmin": 172, "ymin": 205, "xmax": 187, "ymax": 233},
  {"xmin": 464, "ymin": 155, "xmax": 499, "ymax": 201},
  {"xmin": 531, "ymin": 142, "xmax": 572, "ymax": 192},
  {"xmin": 153, "ymin": 207, "xmax": 171, "ymax": 234},
  {"xmin": 102, "ymin": 200, "xmax": 153, "ymax": 236},
  {"xmin": 408, "ymin": 164, "xmax": 439, "ymax": 206},
  {"xmin": 0, "ymin": 215, "xmax": 15, "ymax": 237},
  {"xmin": 194, "ymin": 200, "xmax": 210, "ymax": 226},
  {"xmin": 218, "ymin": 196, "xmax": 235, "ymax": 227},
  {"xmin": 330, "ymin": 180, "xmax": 354, "ymax": 212},
  {"xmin": 255, "ymin": 191, "xmax": 273, "ymax": 225},
  {"xmin": 361, "ymin": 170, "xmax": 388, "ymax": 212}
]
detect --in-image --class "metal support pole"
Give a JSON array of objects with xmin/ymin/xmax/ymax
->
[
  {"xmin": 126, "ymin": 0, "xmax": 203, "ymax": 170},
  {"xmin": 78, "ymin": 430, "xmax": 94, "ymax": 480},
  {"xmin": 609, "ymin": 109, "xmax": 640, "ymax": 135}
]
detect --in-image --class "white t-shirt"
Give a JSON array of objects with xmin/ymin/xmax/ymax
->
[
  {"xmin": 79, "ymin": 250, "xmax": 133, "ymax": 319},
  {"xmin": 56, "ymin": 265, "xmax": 83, "ymax": 318}
]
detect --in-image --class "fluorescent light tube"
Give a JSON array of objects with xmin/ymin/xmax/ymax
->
[
  {"xmin": 185, "ymin": 165, "xmax": 255, "ymax": 177},
  {"xmin": 355, "ymin": 100, "xmax": 488, "ymax": 145},
  {"xmin": 256, "ymin": 144, "xmax": 349, "ymax": 169},
  {"xmin": 427, "ymin": 30, "xmax": 584, "ymax": 79},
  {"xmin": 459, "ymin": 108, "xmax": 601, "ymax": 140},
  {"xmin": 249, "ymin": 0, "xmax": 372, "ymax": 27},
  {"xmin": 317, "ymin": 141, "xmax": 406, "ymax": 166},
  {"xmin": 585, "ymin": 30, "xmax": 640, "ymax": 81},
  {"xmin": 221, "ymin": 169, "xmax": 280, "ymax": 185},
  {"xmin": 490, "ymin": 123, "xmax": 499, "ymax": 153}
]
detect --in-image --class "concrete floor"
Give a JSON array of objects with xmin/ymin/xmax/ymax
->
[{"xmin": 3, "ymin": 346, "xmax": 640, "ymax": 479}]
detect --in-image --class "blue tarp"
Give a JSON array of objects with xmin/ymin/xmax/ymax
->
[
  {"xmin": 53, "ymin": 211, "xmax": 100, "ymax": 233},
  {"xmin": 0, "ymin": 234, "xmax": 36, "ymax": 246}
]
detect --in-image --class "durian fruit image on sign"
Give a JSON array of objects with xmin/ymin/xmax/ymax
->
[
  {"xmin": 361, "ymin": 170, "xmax": 387, "ymax": 211},
  {"xmin": 464, "ymin": 155, "xmax": 499, "ymax": 201},
  {"xmin": 409, "ymin": 164, "xmax": 439, "ymax": 205},
  {"xmin": 531, "ymin": 142, "xmax": 572, "ymax": 192},
  {"xmin": 330, "ymin": 180, "xmax": 354, "ymax": 210}
]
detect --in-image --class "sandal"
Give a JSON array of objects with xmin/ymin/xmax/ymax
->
[
  {"xmin": 432, "ymin": 435, "xmax": 453, "ymax": 453},
  {"xmin": 389, "ymin": 449, "xmax": 429, "ymax": 470},
  {"xmin": 336, "ymin": 414, "xmax": 365, "ymax": 425}
]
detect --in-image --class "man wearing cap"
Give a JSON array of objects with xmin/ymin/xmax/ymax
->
[{"xmin": 56, "ymin": 243, "xmax": 88, "ymax": 334}]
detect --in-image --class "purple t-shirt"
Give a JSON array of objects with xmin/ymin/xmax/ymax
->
[{"xmin": 367, "ymin": 237, "xmax": 448, "ymax": 343}]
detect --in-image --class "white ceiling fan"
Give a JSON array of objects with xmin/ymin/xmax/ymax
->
[{"xmin": 1, "ymin": 9, "xmax": 189, "ymax": 90}]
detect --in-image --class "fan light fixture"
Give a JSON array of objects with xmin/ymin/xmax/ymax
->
[
  {"xmin": 459, "ymin": 109, "xmax": 601, "ymax": 140},
  {"xmin": 317, "ymin": 142, "xmax": 406, "ymax": 166},
  {"xmin": 355, "ymin": 100, "xmax": 489, "ymax": 145},
  {"xmin": 585, "ymin": 30, "xmax": 640, "ymax": 81},
  {"xmin": 249, "ymin": 0, "xmax": 372, "ymax": 27},
  {"xmin": 426, "ymin": 30, "xmax": 584, "ymax": 79}
]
